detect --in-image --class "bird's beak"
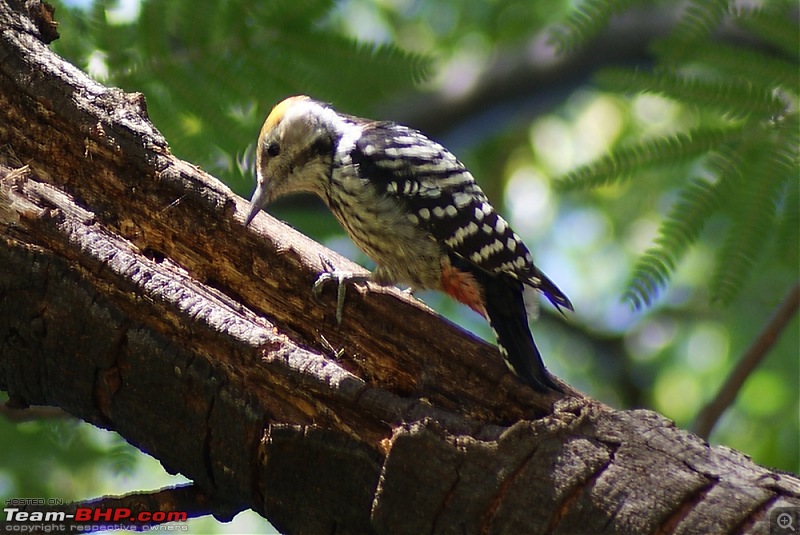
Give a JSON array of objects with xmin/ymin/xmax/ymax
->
[{"xmin": 244, "ymin": 180, "xmax": 269, "ymax": 227}]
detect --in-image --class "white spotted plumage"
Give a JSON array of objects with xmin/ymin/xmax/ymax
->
[{"xmin": 340, "ymin": 121, "xmax": 549, "ymax": 290}]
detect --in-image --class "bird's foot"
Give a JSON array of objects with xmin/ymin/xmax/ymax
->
[{"xmin": 313, "ymin": 255, "xmax": 370, "ymax": 325}]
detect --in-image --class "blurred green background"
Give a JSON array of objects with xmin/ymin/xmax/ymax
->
[{"xmin": 1, "ymin": 0, "xmax": 797, "ymax": 533}]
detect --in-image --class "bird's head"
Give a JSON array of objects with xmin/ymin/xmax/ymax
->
[{"xmin": 245, "ymin": 95, "xmax": 338, "ymax": 226}]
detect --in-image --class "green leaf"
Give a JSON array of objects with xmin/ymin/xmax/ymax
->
[
  {"xmin": 623, "ymin": 147, "xmax": 744, "ymax": 308},
  {"xmin": 555, "ymin": 126, "xmax": 745, "ymax": 191},
  {"xmin": 738, "ymin": 4, "xmax": 800, "ymax": 59},
  {"xmin": 595, "ymin": 68, "xmax": 787, "ymax": 119},
  {"xmin": 669, "ymin": 0, "xmax": 729, "ymax": 45},
  {"xmin": 54, "ymin": 0, "xmax": 433, "ymax": 193},
  {"xmin": 652, "ymin": 40, "xmax": 800, "ymax": 93},
  {"xmin": 549, "ymin": 0, "xmax": 640, "ymax": 52},
  {"xmin": 709, "ymin": 120, "xmax": 797, "ymax": 304}
]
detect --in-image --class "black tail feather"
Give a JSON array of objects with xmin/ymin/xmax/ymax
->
[
  {"xmin": 483, "ymin": 276, "xmax": 562, "ymax": 392},
  {"xmin": 534, "ymin": 269, "xmax": 573, "ymax": 314},
  {"xmin": 446, "ymin": 254, "xmax": 559, "ymax": 392}
]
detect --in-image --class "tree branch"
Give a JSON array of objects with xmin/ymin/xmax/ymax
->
[{"xmin": 694, "ymin": 282, "xmax": 800, "ymax": 439}]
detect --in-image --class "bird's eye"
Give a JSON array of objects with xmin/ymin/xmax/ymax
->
[{"xmin": 266, "ymin": 142, "xmax": 281, "ymax": 157}]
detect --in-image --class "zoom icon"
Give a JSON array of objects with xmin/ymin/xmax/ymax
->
[{"xmin": 772, "ymin": 507, "xmax": 800, "ymax": 534}]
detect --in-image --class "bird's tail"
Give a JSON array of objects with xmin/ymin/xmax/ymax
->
[
  {"xmin": 533, "ymin": 268, "xmax": 573, "ymax": 314},
  {"xmin": 444, "ymin": 254, "xmax": 563, "ymax": 392},
  {"xmin": 483, "ymin": 276, "xmax": 562, "ymax": 392}
]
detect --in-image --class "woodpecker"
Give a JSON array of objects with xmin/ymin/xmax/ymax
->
[{"xmin": 245, "ymin": 95, "xmax": 572, "ymax": 392}]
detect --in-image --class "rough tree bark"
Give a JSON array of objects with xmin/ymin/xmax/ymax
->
[{"xmin": 0, "ymin": 2, "xmax": 797, "ymax": 534}]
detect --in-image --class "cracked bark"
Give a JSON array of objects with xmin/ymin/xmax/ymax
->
[{"xmin": 0, "ymin": 1, "xmax": 798, "ymax": 534}]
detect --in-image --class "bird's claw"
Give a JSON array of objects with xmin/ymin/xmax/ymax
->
[
  {"xmin": 312, "ymin": 270, "xmax": 352, "ymax": 325},
  {"xmin": 313, "ymin": 254, "xmax": 369, "ymax": 325}
]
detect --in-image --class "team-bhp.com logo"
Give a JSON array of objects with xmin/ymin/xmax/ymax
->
[{"xmin": 3, "ymin": 499, "xmax": 189, "ymax": 532}]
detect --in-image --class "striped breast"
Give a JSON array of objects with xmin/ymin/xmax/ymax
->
[{"xmin": 324, "ymin": 122, "xmax": 445, "ymax": 288}]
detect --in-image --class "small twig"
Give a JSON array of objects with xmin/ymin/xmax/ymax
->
[
  {"xmin": 158, "ymin": 194, "xmax": 187, "ymax": 216},
  {"xmin": 694, "ymin": 282, "xmax": 800, "ymax": 439}
]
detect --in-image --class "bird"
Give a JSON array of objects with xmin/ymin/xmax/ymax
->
[{"xmin": 245, "ymin": 95, "xmax": 572, "ymax": 392}]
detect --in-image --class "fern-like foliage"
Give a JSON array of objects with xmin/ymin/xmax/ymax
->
[
  {"xmin": 557, "ymin": 126, "xmax": 747, "ymax": 190},
  {"xmin": 623, "ymin": 145, "xmax": 745, "ymax": 308},
  {"xmin": 51, "ymin": 0, "xmax": 432, "ymax": 193},
  {"xmin": 595, "ymin": 68, "xmax": 786, "ymax": 118},
  {"xmin": 738, "ymin": 4, "xmax": 800, "ymax": 58},
  {"xmin": 667, "ymin": 0, "xmax": 730, "ymax": 49},
  {"xmin": 623, "ymin": 155, "xmax": 735, "ymax": 308},
  {"xmin": 549, "ymin": 0, "xmax": 642, "ymax": 52},
  {"xmin": 712, "ymin": 134, "xmax": 789, "ymax": 304},
  {"xmin": 555, "ymin": 0, "xmax": 799, "ymax": 307},
  {"xmin": 652, "ymin": 40, "xmax": 800, "ymax": 91}
]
